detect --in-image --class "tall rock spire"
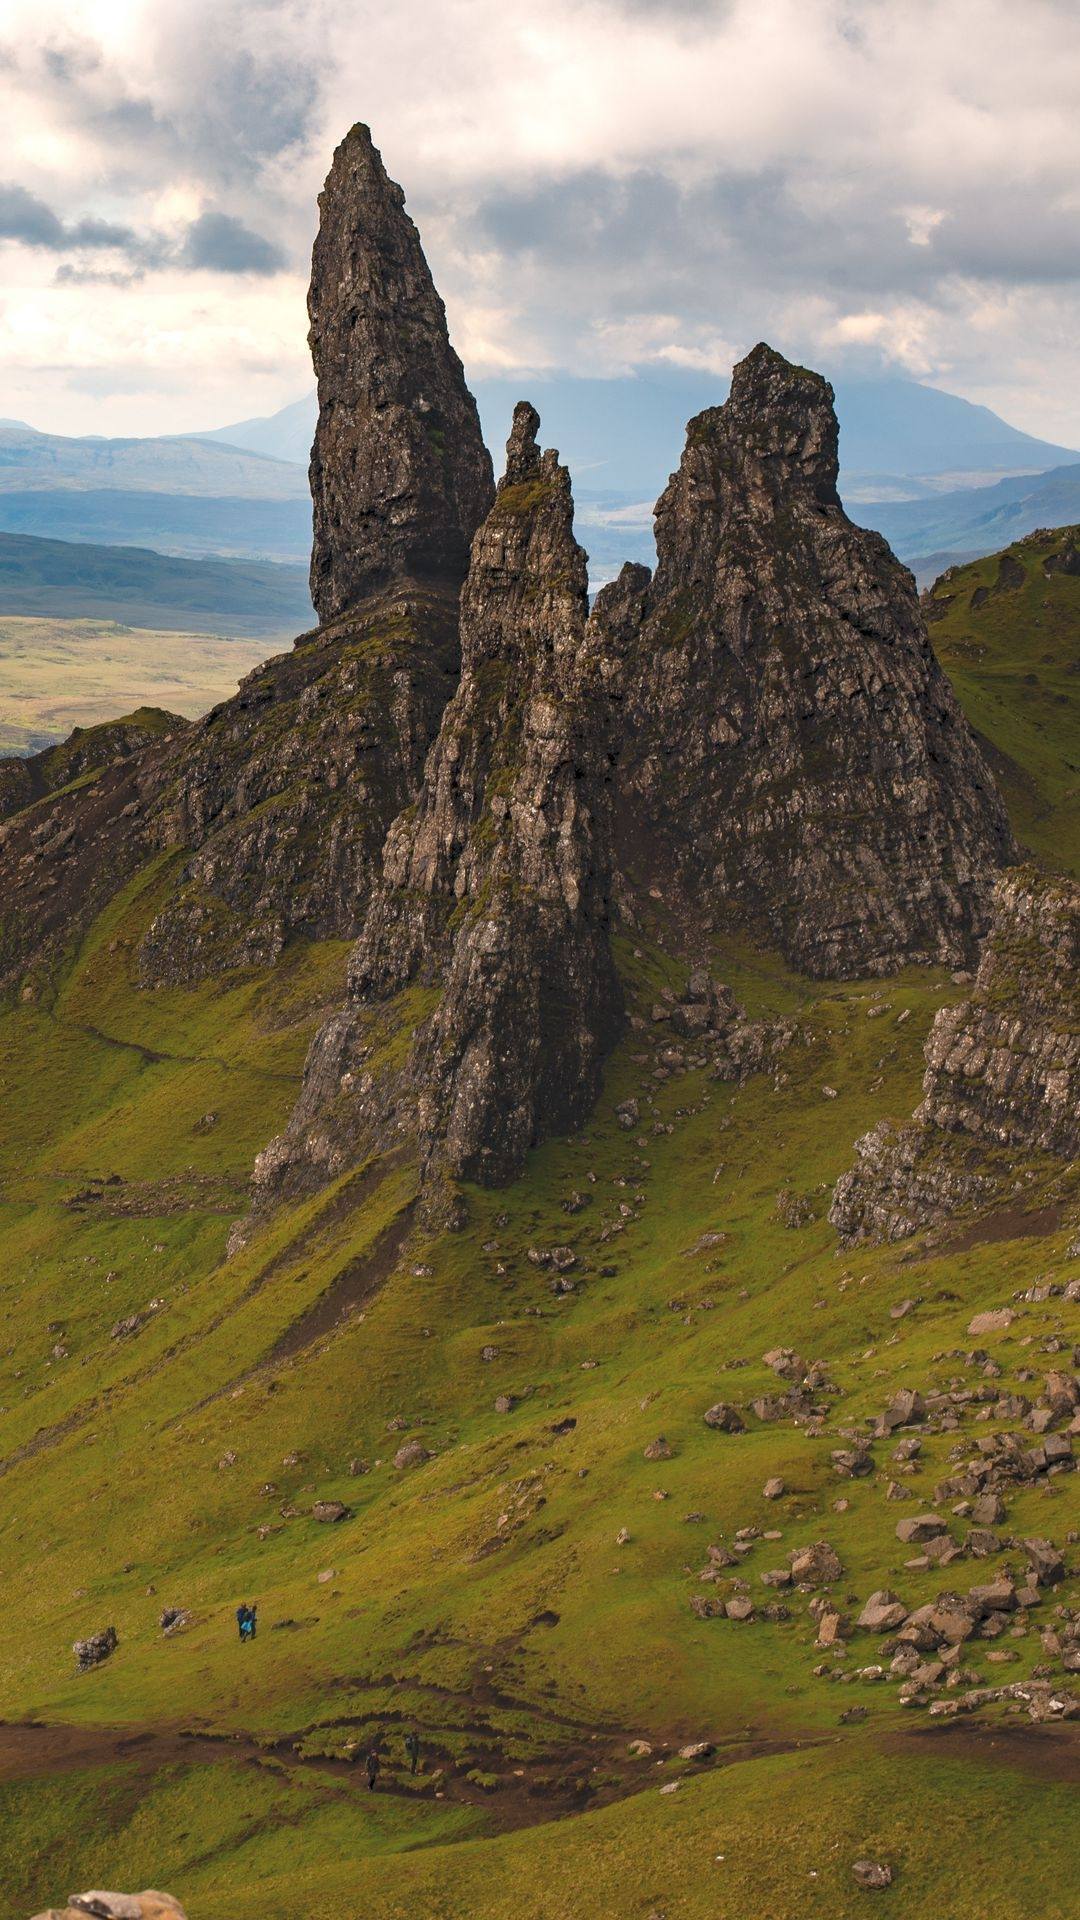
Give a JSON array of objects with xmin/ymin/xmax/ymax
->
[
  {"xmin": 259, "ymin": 403, "xmax": 622, "ymax": 1201},
  {"xmin": 603, "ymin": 342, "xmax": 1015, "ymax": 976},
  {"xmin": 307, "ymin": 123, "xmax": 494, "ymax": 621}
]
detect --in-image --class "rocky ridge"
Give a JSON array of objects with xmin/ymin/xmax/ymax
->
[
  {"xmin": 0, "ymin": 127, "xmax": 1021, "ymax": 1205},
  {"xmin": 598, "ymin": 344, "xmax": 1016, "ymax": 977},
  {"xmin": 831, "ymin": 868, "xmax": 1080, "ymax": 1244},
  {"xmin": 256, "ymin": 402, "xmax": 622, "ymax": 1199},
  {"xmin": 308, "ymin": 123, "xmax": 494, "ymax": 621}
]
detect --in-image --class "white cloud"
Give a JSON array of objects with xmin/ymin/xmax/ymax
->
[{"xmin": 0, "ymin": 0, "xmax": 1079, "ymax": 438}]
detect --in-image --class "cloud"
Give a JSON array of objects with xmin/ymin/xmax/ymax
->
[
  {"xmin": 182, "ymin": 209, "xmax": 286, "ymax": 275},
  {"xmin": 0, "ymin": 182, "xmax": 140, "ymax": 253},
  {"xmin": 1, "ymin": 0, "xmax": 1080, "ymax": 442}
]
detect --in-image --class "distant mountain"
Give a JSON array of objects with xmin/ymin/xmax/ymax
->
[
  {"xmin": 197, "ymin": 394, "xmax": 317, "ymax": 467},
  {"xmin": 854, "ymin": 462, "xmax": 1080, "ymax": 572},
  {"xmin": 0, "ymin": 530, "xmax": 313, "ymax": 635},
  {"xmin": 0, "ymin": 489, "xmax": 311, "ymax": 565},
  {"xmin": 0, "ymin": 424, "xmax": 307, "ymax": 500},
  {"xmin": 205, "ymin": 372, "xmax": 1080, "ymax": 503}
]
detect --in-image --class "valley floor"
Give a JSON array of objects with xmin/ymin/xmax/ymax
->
[{"xmin": 0, "ymin": 857, "xmax": 1077, "ymax": 1916}]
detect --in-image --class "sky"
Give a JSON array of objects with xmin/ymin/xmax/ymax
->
[{"xmin": 1, "ymin": 0, "xmax": 1079, "ymax": 443}]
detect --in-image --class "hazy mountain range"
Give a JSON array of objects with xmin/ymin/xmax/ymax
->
[{"xmin": 1, "ymin": 369, "xmax": 1078, "ymax": 623}]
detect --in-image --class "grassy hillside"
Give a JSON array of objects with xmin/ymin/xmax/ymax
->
[
  {"xmin": 0, "ymin": 532, "xmax": 313, "ymax": 636},
  {"xmin": 924, "ymin": 525, "xmax": 1080, "ymax": 875},
  {"xmin": 0, "ymin": 532, "xmax": 1076, "ymax": 1918},
  {"xmin": 0, "ymin": 619, "xmax": 275, "ymax": 754},
  {"xmin": 0, "ymin": 426, "xmax": 307, "ymax": 501},
  {"xmin": 0, "ymin": 861, "xmax": 1076, "ymax": 1917},
  {"xmin": 0, "ymin": 491, "xmax": 312, "ymax": 566}
]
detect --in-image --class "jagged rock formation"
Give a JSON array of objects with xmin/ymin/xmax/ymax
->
[
  {"xmin": 0, "ymin": 710, "xmax": 182, "ymax": 825},
  {"xmin": 599, "ymin": 344, "xmax": 1015, "ymax": 976},
  {"xmin": 0, "ymin": 723, "xmax": 189, "ymax": 999},
  {"xmin": 256, "ymin": 404, "xmax": 622, "ymax": 1199},
  {"xmin": 0, "ymin": 130, "xmax": 494, "ymax": 999},
  {"xmin": 308, "ymin": 123, "xmax": 494, "ymax": 621},
  {"xmin": 831, "ymin": 868, "xmax": 1080, "ymax": 1244},
  {"xmin": 137, "ymin": 585, "xmax": 461, "ymax": 982}
]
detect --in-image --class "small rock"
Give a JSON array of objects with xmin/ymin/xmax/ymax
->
[{"xmin": 852, "ymin": 1860, "xmax": 893, "ymax": 1890}]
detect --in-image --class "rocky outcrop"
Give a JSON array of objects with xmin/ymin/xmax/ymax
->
[
  {"xmin": 30, "ymin": 1894, "xmax": 186, "ymax": 1920},
  {"xmin": 0, "ymin": 710, "xmax": 183, "ymax": 825},
  {"xmin": 135, "ymin": 130, "xmax": 495, "ymax": 985},
  {"xmin": 137, "ymin": 584, "xmax": 460, "ymax": 982},
  {"xmin": 0, "ymin": 130, "xmax": 493, "ymax": 1000},
  {"xmin": 308, "ymin": 123, "xmax": 494, "ymax": 622},
  {"xmin": 600, "ymin": 344, "xmax": 1015, "ymax": 976},
  {"xmin": 257, "ymin": 404, "xmax": 622, "ymax": 1199},
  {"xmin": 831, "ymin": 868, "xmax": 1080, "ymax": 1244},
  {"xmin": 0, "ymin": 725, "xmax": 188, "ymax": 1001}
]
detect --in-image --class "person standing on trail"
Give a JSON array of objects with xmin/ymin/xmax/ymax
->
[
  {"xmin": 235, "ymin": 1604, "xmax": 249, "ymax": 1643},
  {"xmin": 247, "ymin": 1603, "xmax": 258, "ymax": 1640},
  {"xmin": 366, "ymin": 1745, "xmax": 381, "ymax": 1792},
  {"xmin": 404, "ymin": 1729, "xmax": 420, "ymax": 1775}
]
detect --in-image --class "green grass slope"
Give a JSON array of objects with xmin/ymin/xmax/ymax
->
[
  {"xmin": 0, "ymin": 861, "xmax": 1076, "ymax": 1917},
  {"xmin": 0, "ymin": 541, "xmax": 1077, "ymax": 1917},
  {"xmin": 0, "ymin": 532, "xmax": 313, "ymax": 637},
  {"xmin": 924, "ymin": 525, "xmax": 1080, "ymax": 874}
]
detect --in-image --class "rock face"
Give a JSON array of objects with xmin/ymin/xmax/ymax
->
[
  {"xmin": 308, "ymin": 123, "xmax": 494, "ymax": 621},
  {"xmin": 137, "ymin": 585, "xmax": 461, "ymax": 983},
  {"xmin": 0, "ymin": 710, "xmax": 183, "ymax": 825},
  {"xmin": 257, "ymin": 404, "xmax": 622, "ymax": 1198},
  {"xmin": 831, "ymin": 868, "xmax": 1080, "ymax": 1244},
  {"xmin": 129, "ymin": 133, "xmax": 495, "ymax": 986},
  {"xmin": 600, "ymin": 343, "xmax": 1015, "ymax": 976}
]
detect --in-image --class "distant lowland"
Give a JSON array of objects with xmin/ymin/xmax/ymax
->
[{"xmin": 0, "ymin": 368, "xmax": 1077, "ymax": 752}]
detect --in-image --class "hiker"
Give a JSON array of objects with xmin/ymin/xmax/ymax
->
[
  {"xmin": 366, "ymin": 1746, "xmax": 381, "ymax": 1792},
  {"xmin": 247, "ymin": 1603, "xmax": 258, "ymax": 1640},
  {"xmin": 404, "ymin": 1729, "xmax": 420, "ymax": 1775},
  {"xmin": 235, "ymin": 1604, "xmax": 249, "ymax": 1643}
]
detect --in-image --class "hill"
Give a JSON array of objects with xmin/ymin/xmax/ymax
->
[
  {"xmin": 921, "ymin": 526, "xmax": 1080, "ymax": 876},
  {"xmin": 208, "ymin": 373, "xmax": 1079, "ymax": 501},
  {"xmin": 0, "ymin": 425, "xmax": 308, "ymax": 500},
  {"xmin": 0, "ymin": 490, "xmax": 312, "ymax": 565},
  {"xmin": 0, "ymin": 530, "xmax": 313, "ymax": 635},
  {"xmin": 856, "ymin": 462, "xmax": 1080, "ymax": 570},
  {"xmin": 1, "ymin": 125, "xmax": 1078, "ymax": 1920}
]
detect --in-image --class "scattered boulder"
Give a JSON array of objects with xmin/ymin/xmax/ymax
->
[
  {"xmin": 34, "ymin": 1895, "xmax": 186, "ymax": 1920},
  {"xmin": 895, "ymin": 1514, "xmax": 948, "ymax": 1545},
  {"xmin": 1024, "ymin": 1538, "xmax": 1066, "ymax": 1587},
  {"xmin": 968, "ymin": 1309, "xmax": 1015, "ymax": 1337},
  {"xmin": 790, "ymin": 1541, "xmax": 843, "ymax": 1587},
  {"xmin": 703, "ymin": 1402, "xmax": 745, "ymax": 1433},
  {"xmin": 857, "ymin": 1591, "xmax": 908, "ymax": 1632},
  {"xmin": 762, "ymin": 1476, "xmax": 786, "ymax": 1500},
  {"xmin": 393, "ymin": 1441, "xmax": 432, "ymax": 1471},
  {"xmin": 644, "ymin": 1435, "xmax": 674, "ymax": 1461},
  {"xmin": 852, "ymin": 1861, "xmax": 894, "ymax": 1891},
  {"xmin": 312, "ymin": 1500, "xmax": 352, "ymax": 1523},
  {"xmin": 73, "ymin": 1628, "xmax": 117, "ymax": 1673}
]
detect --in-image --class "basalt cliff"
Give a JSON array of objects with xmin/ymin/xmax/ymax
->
[
  {"xmin": 0, "ymin": 123, "xmax": 1018, "ymax": 1209},
  {"xmin": 831, "ymin": 866, "xmax": 1080, "ymax": 1245}
]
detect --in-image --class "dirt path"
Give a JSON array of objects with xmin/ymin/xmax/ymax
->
[{"xmin": 0, "ymin": 1713, "xmax": 819, "ymax": 1836}]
